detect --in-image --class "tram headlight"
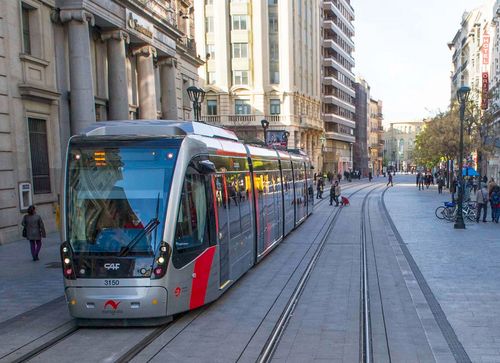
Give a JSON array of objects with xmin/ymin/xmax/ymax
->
[
  {"xmin": 151, "ymin": 242, "xmax": 170, "ymax": 280},
  {"xmin": 60, "ymin": 242, "xmax": 76, "ymax": 280}
]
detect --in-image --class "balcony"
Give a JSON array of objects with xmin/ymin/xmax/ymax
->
[
  {"xmin": 322, "ymin": 20, "xmax": 355, "ymax": 49},
  {"xmin": 322, "ymin": 1, "xmax": 355, "ymax": 34},
  {"xmin": 322, "ymin": 95, "xmax": 356, "ymax": 113},
  {"xmin": 325, "ymin": 131, "xmax": 355, "ymax": 143},
  {"xmin": 323, "ymin": 39, "xmax": 355, "ymax": 67},
  {"xmin": 322, "ymin": 76, "xmax": 355, "ymax": 97},
  {"xmin": 200, "ymin": 114, "xmax": 323, "ymax": 130},
  {"xmin": 178, "ymin": 36, "xmax": 197, "ymax": 56},
  {"xmin": 323, "ymin": 113, "xmax": 355, "ymax": 128},
  {"xmin": 132, "ymin": 0, "xmax": 178, "ymax": 28},
  {"xmin": 323, "ymin": 57, "xmax": 355, "ymax": 82}
]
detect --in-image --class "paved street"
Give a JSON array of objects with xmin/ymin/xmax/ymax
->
[{"xmin": 1, "ymin": 175, "xmax": 500, "ymax": 362}]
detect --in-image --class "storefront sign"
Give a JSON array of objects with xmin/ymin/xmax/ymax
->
[
  {"xmin": 482, "ymin": 72, "xmax": 489, "ymax": 110},
  {"xmin": 482, "ymin": 30, "xmax": 490, "ymax": 65},
  {"xmin": 126, "ymin": 10, "xmax": 153, "ymax": 39}
]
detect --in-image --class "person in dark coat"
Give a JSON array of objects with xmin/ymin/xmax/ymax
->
[
  {"xmin": 22, "ymin": 205, "xmax": 46, "ymax": 261},
  {"xmin": 316, "ymin": 178, "xmax": 324, "ymax": 199},
  {"xmin": 386, "ymin": 172, "xmax": 393, "ymax": 187},
  {"xmin": 329, "ymin": 182, "xmax": 336, "ymax": 206}
]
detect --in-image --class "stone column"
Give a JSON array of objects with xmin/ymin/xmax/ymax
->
[
  {"xmin": 102, "ymin": 30, "xmax": 129, "ymax": 120},
  {"xmin": 133, "ymin": 45, "xmax": 157, "ymax": 119},
  {"xmin": 60, "ymin": 10, "xmax": 96, "ymax": 134},
  {"xmin": 158, "ymin": 57, "xmax": 178, "ymax": 120}
]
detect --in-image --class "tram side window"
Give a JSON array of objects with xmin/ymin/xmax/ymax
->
[{"xmin": 173, "ymin": 171, "xmax": 210, "ymax": 268}]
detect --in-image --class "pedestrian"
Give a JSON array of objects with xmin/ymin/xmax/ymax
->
[
  {"xmin": 491, "ymin": 186, "xmax": 500, "ymax": 223},
  {"xmin": 334, "ymin": 181, "xmax": 341, "ymax": 206},
  {"xmin": 316, "ymin": 177, "xmax": 323, "ymax": 199},
  {"xmin": 386, "ymin": 172, "xmax": 393, "ymax": 187},
  {"xmin": 438, "ymin": 176, "xmax": 444, "ymax": 194},
  {"xmin": 450, "ymin": 177, "xmax": 457, "ymax": 202},
  {"xmin": 21, "ymin": 205, "xmax": 46, "ymax": 261},
  {"xmin": 329, "ymin": 182, "xmax": 336, "ymax": 206},
  {"xmin": 337, "ymin": 173, "xmax": 342, "ymax": 183},
  {"xmin": 488, "ymin": 178, "xmax": 497, "ymax": 221},
  {"xmin": 368, "ymin": 171, "xmax": 372, "ymax": 182},
  {"xmin": 475, "ymin": 184, "xmax": 489, "ymax": 223},
  {"xmin": 416, "ymin": 172, "xmax": 421, "ymax": 188}
]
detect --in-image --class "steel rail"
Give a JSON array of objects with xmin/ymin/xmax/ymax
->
[
  {"xmin": 9, "ymin": 325, "xmax": 79, "ymax": 363},
  {"xmin": 257, "ymin": 182, "xmax": 381, "ymax": 363}
]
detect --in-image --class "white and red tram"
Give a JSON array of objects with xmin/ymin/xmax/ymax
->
[{"xmin": 60, "ymin": 120, "xmax": 313, "ymax": 325}]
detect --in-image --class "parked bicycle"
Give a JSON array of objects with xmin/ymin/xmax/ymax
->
[{"xmin": 435, "ymin": 200, "xmax": 477, "ymax": 222}]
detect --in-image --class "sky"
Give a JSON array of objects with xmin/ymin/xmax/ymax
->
[{"xmin": 353, "ymin": 0, "xmax": 488, "ymax": 124}]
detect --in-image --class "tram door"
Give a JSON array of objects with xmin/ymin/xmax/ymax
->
[
  {"xmin": 214, "ymin": 174, "xmax": 230, "ymax": 287},
  {"xmin": 214, "ymin": 171, "xmax": 254, "ymax": 287}
]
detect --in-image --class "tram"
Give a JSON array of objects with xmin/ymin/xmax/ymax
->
[{"xmin": 60, "ymin": 120, "xmax": 313, "ymax": 325}]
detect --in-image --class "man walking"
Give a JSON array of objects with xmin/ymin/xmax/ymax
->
[
  {"xmin": 316, "ymin": 177, "xmax": 324, "ymax": 199},
  {"xmin": 386, "ymin": 172, "xmax": 393, "ymax": 187},
  {"xmin": 475, "ymin": 184, "xmax": 489, "ymax": 223}
]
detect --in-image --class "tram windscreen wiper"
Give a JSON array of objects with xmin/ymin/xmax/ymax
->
[{"xmin": 119, "ymin": 218, "xmax": 160, "ymax": 257}]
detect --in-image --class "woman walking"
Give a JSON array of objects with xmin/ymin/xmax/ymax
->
[{"xmin": 22, "ymin": 205, "xmax": 46, "ymax": 261}]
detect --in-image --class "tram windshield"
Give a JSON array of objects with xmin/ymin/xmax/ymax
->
[{"xmin": 66, "ymin": 140, "xmax": 178, "ymax": 257}]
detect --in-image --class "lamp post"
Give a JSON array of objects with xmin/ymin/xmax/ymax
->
[
  {"xmin": 187, "ymin": 86, "xmax": 205, "ymax": 122},
  {"xmin": 454, "ymin": 85, "xmax": 471, "ymax": 229},
  {"xmin": 261, "ymin": 119, "xmax": 269, "ymax": 145}
]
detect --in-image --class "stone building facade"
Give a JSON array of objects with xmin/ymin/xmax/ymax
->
[
  {"xmin": 353, "ymin": 79, "xmax": 369, "ymax": 177},
  {"xmin": 194, "ymin": 0, "xmax": 324, "ymax": 168},
  {"xmin": 384, "ymin": 121, "xmax": 424, "ymax": 173},
  {"xmin": 321, "ymin": 0, "xmax": 356, "ymax": 174},
  {"xmin": 449, "ymin": 0, "xmax": 500, "ymax": 181},
  {"xmin": 0, "ymin": 0, "xmax": 203, "ymax": 244},
  {"xmin": 368, "ymin": 98, "xmax": 383, "ymax": 176}
]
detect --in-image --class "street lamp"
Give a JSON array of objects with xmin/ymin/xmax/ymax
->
[
  {"xmin": 261, "ymin": 119, "xmax": 269, "ymax": 145},
  {"xmin": 454, "ymin": 85, "xmax": 471, "ymax": 229},
  {"xmin": 187, "ymin": 86, "xmax": 205, "ymax": 122}
]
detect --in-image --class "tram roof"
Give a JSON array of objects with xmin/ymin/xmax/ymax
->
[{"xmin": 80, "ymin": 120, "xmax": 239, "ymax": 142}]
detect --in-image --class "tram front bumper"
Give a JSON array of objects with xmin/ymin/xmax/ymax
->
[{"xmin": 65, "ymin": 286, "xmax": 167, "ymax": 319}]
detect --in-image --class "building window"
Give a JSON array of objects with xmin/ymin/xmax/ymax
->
[
  {"xmin": 28, "ymin": 118, "xmax": 51, "ymax": 194},
  {"xmin": 232, "ymin": 15, "xmax": 248, "ymax": 30},
  {"xmin": 207, "ymin": 100, "xmax": 217, "ymax": 115},
  {"xmin": 232, "ymin": 70, "xmax": 248, "ymax": 85},
  {"xmin": 269, "ymin": 62, "xmax": 279, "ymax": 84},
  {"xmin": 270, "ymin": 99, "xmax": 281, "ymax": 115},
  {"xmin": 268, "ymin": 0, "xmax": 277, "ymax": 4},
  {"xmin": 205, "ymin": 16, "xmax": 214, "ymax": 32},
  {"xmin": 232, "ymin": 43, "xmax": 248, "ymax": 58},
  {"xmin": 235, "ymin": 99, "xmax": 251, "ymax": 114},
  {"xmin": 270, "ymin": 43, "xmax": 279, "ymax": 61},
  {"xmin": 207, "ymin": 71, "xmax": 216, "ymax": 85},
  {"xmin": 21, "ymin": 4, "xmax": 31, "ymax": 54},
  {"xmin": 206, "ymin": 44, "xmax": 215, "ymax": 60},
  {"xmin": 269, "ymin": 15, "xmax": 278, "ymax": 33}
]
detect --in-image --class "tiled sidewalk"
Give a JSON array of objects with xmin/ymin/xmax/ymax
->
[
  {"xmin": 385, "ymin": 175, "xmax": 500, "ymax": 363},
  {"xmin": 0, "ymin": 232, "xmax": 64, "ymax": 323}
]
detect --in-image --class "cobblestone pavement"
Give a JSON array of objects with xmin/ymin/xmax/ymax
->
[
  {"xmin": 2, "ymin": 175, "xmax": 500, "ymax": 362},
  {"xmin": 385, "ymin": 174, "xmax": 500, "ymax": 363},
  {"xmin": 0, "ymin": 232, "xmax": 64, "ymax": 323}
]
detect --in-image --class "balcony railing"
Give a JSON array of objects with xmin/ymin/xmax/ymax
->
[{"xmin": 200, "ymin": 114, "xmax": 323, "ymax": 130}]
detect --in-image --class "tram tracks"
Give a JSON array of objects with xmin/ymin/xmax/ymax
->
[
  {"xmin": 3, "ymin": 180, "xmax": 374, "ymax": 363},
  {"xmin": 256, "ymin": 182, "xmax": 381, "ymax": 363}
]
